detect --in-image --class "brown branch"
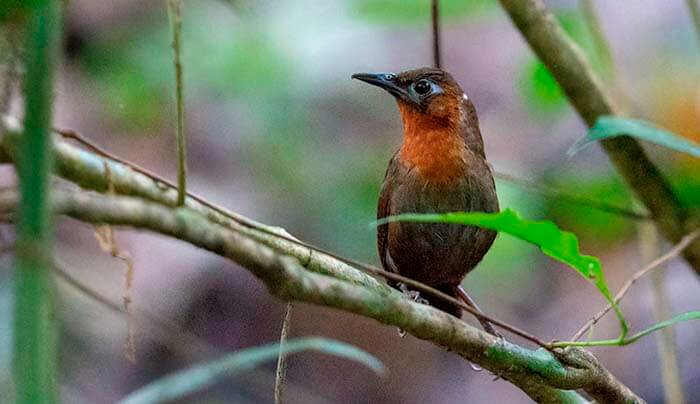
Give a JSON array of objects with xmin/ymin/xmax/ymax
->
[
  {"xmin": 571, "ymin": 230, "xmax": 700, "ymax": 341},
  {"xmin": 0, "ymin": 126, "xmax": 549, "ymax": 348},
  {"xmin": 497, "ymin": 0, "xmax": 700, "ymax": 274},
  {"xmin": 0, "ymin": 189, "xmax": 644, "ymax": 403}
]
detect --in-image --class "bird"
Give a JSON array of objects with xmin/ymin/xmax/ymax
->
[{"xmin": 352, "ymin": 67, "xmax": 500, "ymax": 335}]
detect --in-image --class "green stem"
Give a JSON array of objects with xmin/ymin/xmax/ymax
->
[
  {"xmin": 14, "ymin": 1, "xmax": 61, "ymax": 403},
  {"xmin": 579, "ymin": 0, "xmax": 614, "ymax": 77},
  {"xmin": 168, "ymin": 0, "xmax": 187, "ymax": 206}
]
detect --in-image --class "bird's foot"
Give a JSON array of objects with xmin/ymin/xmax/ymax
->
[{"xmin": 398, "ymin": 283, "xmax": 429, "ymax": 305}]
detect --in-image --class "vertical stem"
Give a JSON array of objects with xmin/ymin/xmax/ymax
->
[
  {"xmin": 168, "ymin": 0, "xmax": 187, "ymax": 206},
  {"xmin": 14, "ymin": 1, "xmax": 61, "ymax": 403},
  {"xmin": 687, "ymin": 0, "xmax": 700, "ymax": 46},
  {"xmin": 431, "ymin": 0, "xmax": 441, "ymax": 68},
  {"xmin": 274, "ymin": 303, "xmax": 293, "ymax": 404},
  {"xmin": 580, "ymin": 0, "xmax": 614, "ymax": 79},
  {"xmin": 638, "ymin": 223, "xmax": 685, "ymax": 404}
]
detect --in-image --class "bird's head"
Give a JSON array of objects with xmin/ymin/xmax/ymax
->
[
  {"xmin": 352, "ymin": 67, "xmax": 485, "ymax": 181},
  {"xmin": 351, "ymin": 67, "xmax": 467, "ymax": 125}
]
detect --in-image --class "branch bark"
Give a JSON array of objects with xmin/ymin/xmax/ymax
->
[
  {"xmin": 0, "ymin": 188, "xmax": 643, "ymax": 403},
  {"xmin": 0, "ymin": 122, "xmax": 647, "ymax": 401},
  {"xmin": 497, "ymin": 0, "xmax": 700, "ymax": 274}
]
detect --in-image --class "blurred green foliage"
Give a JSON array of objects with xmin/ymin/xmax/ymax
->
[
  {"xmin": 519, "ymin": 11, "xmax": 602, "ymax": 117},
  {"xmin": 543, "ymin": 176, "xmax": 635, "ymax": 246},
  {"xmin": 354, "ymin": 0, "xmax": 493, "ymax": 24},
  {"xmin": 674, "ymin": 167, "xmax": 700, "ymax": 209},
  {"xmin": 78, "ymin": 5, "xmax": 290, "ymax": 129},
  {"xmin": 0, "ymin": 0, "xmax": 41, "ymax": 23}
]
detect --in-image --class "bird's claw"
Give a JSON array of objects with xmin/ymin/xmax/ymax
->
[{"xmin": 398, "ymin": 283, "xmax": 429, "ymax": 305}]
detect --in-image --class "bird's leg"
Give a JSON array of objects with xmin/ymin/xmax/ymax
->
[
  {"xmin": 398, "ymin": 283, "xmax": 429, "ymax": 305},
  {"xmin": 454, "ymin": 285, "xmax": 502, "ymax": 339}
]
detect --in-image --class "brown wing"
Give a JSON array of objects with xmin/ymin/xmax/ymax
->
[{"xmin": 377, "ymin": 151, "xmax": 400, "ymax": 274}]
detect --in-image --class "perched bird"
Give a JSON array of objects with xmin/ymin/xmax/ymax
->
[{"xmin": 352, "ymin": 68, "xmax": 499, "ymax": 333}]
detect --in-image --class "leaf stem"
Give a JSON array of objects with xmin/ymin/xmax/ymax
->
[
  {"xmin": 14, "ymin": 1, "xmax": 61, "ymax": 403},
  {"xmin": 570, "ymin": 230, "xmax": 700, "ymax": 341}
]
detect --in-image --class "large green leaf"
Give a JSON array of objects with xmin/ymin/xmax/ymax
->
[
  {"xmin": 375, "ymin": 209, "xmax": 627, "ymax": 336},
  {"xmin": 569, "ymin": 116, "xmax": 700, "ymax": 158},
  {"xmin": 118, "ymin": 337, "xmax": 384, "ymax": 404}
]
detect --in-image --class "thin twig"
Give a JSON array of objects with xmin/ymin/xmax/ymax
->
[
  {"xmin": 51, "ymin": 128, "xmax": 551, "ymax": 348},
  {"xmin": 639, "ymin": 223, "xmax": 685, "ymax": 404},
  {"xmin": 274, "ymin": 303, "xmax": 293, "ymax": 404},
  {"xmin": 97, "ymin": 161, "xmax": 137, "ymax": 361},
  {"xmin": 494, "ymin": 171, "xmax": 649, "ymax": 221},
  {"xmin": 687, "ymin": 0, "xmax": 700, "ymax": 46},
  {"xmin": 580, "ymin": 0, "xmax": 614, "ymax": 78},
  {"xmin": 431, "ymin": 0, "xmax": 441, "ymax": 68},
  {"xmin": 168, "ymin": 0, "xmax": 187, "ymax": 206},
  {"xmin": 570, "ymin": 230, "xmax": 700, "ymax": 341}
]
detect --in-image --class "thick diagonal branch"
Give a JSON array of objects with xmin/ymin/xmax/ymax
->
[
  {"xmin": 0, "ymin": 189, "xmax": 642, "ymax": 403},
  {"xmin": 498, "ymin": 0, "xmax": 700, "ymax": 273}
]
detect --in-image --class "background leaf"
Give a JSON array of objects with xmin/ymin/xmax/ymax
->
[
  {"xmin": 118, "ymin": 337, "xmax": 384, "ymax": 404},
  {"xmin": 376, "ymin": 209, "xmax": 627, "ymax": 335},
  {"xmin": 569, "ymin": 116, "xmax": 700, "ymax": 158}
]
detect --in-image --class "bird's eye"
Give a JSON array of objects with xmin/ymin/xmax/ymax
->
[
  {"xmin": 385, "ymin": 73, "xmax": 396, "ymax": 81},
  {"xmin": 413, "ymin": 80, "xmax": 431, "ymax": 95}
]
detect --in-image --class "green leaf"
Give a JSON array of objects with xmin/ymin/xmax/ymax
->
[
  {"xmin": 569, "ymin": 116, "xmax": 700, "ymax": 158},
  {"xmin": 118, "ymin": 337, "xmax": 384, "ymax": 404},
  {"xmin": 375, "ymin": 209, "xmax": 627, "ymax": 336}
]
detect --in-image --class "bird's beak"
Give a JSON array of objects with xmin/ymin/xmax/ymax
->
[{"xmin": 351, "ymin": 72, "xmax": 407, "ymax": 100}]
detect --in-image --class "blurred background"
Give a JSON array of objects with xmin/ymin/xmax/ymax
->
[{"xmin": 1, "ymin": 0, "xmax": 699, "ymax": 402}]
